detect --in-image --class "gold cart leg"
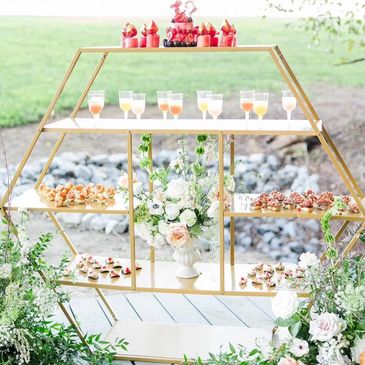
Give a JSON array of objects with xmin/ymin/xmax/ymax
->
[
  {"xmin": 229, "ymin": 135, "xmax": 235, "ymax": 266},
  {"xmin": 0, "ymin": 50, "xmax": 81, "ymax": 207},
  {"xmin": 340, "ymin": 222, "xmax": 365, "ymax": 259},
  {"xmin": 95, "ymin": 288, "xmax": 119, "ymax": 322},
  {"xmin": 148, "ymin": 140, "xmax": 155, "ymax": 263},
  {"xmin": 47, "ymin": 212, "xmax": 78, "ymax": 256},
  {"xmin": 128, "ymin": 132, "xmax": 137, "ymax": 290},
  {"xmin": 70, "ymin": 52, "xmax": 108, "ymax": 118},
  {"xmin": 35, "ymin": 133, "xmax": 66, "ymax": 189},
  {"xmin": 218, "ymin": 133, "xmax": 225, "ymax": 294}
]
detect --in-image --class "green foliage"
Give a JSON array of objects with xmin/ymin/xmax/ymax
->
[
  {"xmin": 2, "ymin": 17, "xmax": 365, "ymax": 127},
  {"xmin": 0, "ymin": 210, "xmax": 128, "ymax": 364}
]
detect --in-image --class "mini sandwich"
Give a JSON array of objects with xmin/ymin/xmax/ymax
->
[
  {"xmin": 88, "ymin": 269, "xmax": 99, "ymax": 280},
  {"xmin": 100, "ymin": 265, "xmax": 110, "ymax": 273},
  {"xmin": 239, "ymin": 276, "xmax": 247, "ymax": 287},
  {"xmin": 110, "ymin": 270, "xmax": 120, "ymax": 278},
  {"xmin": 105, "ymin": 257, "xmax": 114, "ymax": 265},
  {"xmin": 122, "ymin": 267, "xmax": 132, "ymax": 275},
  {"xmin": 266, "ymin": 279, "xmax": 276, "ymax": 288},
  {"xmin": 274, "ymin": 262, "xmax": 285, "ymax": 271}
]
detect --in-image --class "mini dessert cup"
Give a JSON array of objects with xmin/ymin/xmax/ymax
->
[
  {"xmin": 219, "ymin": 34, "xmax": 236, "ymax": 47},
  {"xmin": 147, "ymin": 34, "xmax": 160, "ymax": 48},
  {"xmin": 210, "ymin": 36, "xmax": 219, "ymax": 47},
  {"xmin": 125, "ymin": 37, "xmax": 138, "ymax": 48},
  {"xmin": 197, "ymin": 34, "xmax": 211, "ymax": 47},
  {"xmin": 139, "ymin": 36, "xmax": 147, "ymax": 48}
]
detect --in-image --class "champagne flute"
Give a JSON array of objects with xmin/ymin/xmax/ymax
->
[
  {"xmin": 253, "ymin": 92, "xmax": 269, "ymax": 120},
  {"xmin": 119, "ymin": 91, "xmax": 133, "ymax": 119},
  {"xmin": 282, "ymin": 90, "xmax": 297, "ymax": 121},
  {"xmin": 88, "ymin": 90, "xmax": 105, "ymax": 119},
  {"xmin": 208, "ymin": 94, "xmax": 223, "ymax": 120},
  {"xmin": 132, "ymin": 93, "xmax": 146, "ymax": 120},
  {"xmin": 197, "ymin": 90, "xmax": 212, "ymax": 120},
  {"xmin": 168, "ymin": 93, "xmax": 183, "ymax": 120},
  {"xmin": 240, "ymin": 90, "xmax": 254, "ymax": 120},
  {"xmin": 157, "ymin": 90, "xmax": 171, "ymax": 120}
]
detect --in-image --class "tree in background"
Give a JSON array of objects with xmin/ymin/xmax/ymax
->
[{"xmin": 265, "ymin": 0, "xmax": 365, "ymax": 64}]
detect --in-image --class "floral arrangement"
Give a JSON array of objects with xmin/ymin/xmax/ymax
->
[
  {"xmin": 186, "ymin": 203, "xmax": 365, "ymax": 365},
  {"xmin": 0, "ymin": 209, "xmax": 127, "ymax": 364},
  {"xmin": 119, "ymin": 134, "xmax": 234, "ymax": 250}
]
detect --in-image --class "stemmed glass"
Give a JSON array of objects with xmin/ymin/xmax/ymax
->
[
  {"xmin": 197, "ymin": 90, "xmax": 212, "ymax": 120},
  {"xmin": 168, "ymin": 93, "xmax": 183, "ymax": 120},
  {"xmin": 240, "ymin": 90, "xmax": 255, "ymax": 120},
  {"xmin": 88, "ymin": 90, "xmax": 105, "ymax": 119},
  {"xmin": 132, "ymin": 93, "xmax": 146, "ymax": 119},
  {"xmin": 119, "ymin": 91, "xmax": 133, "ymax": 119},
  {"xmin": 208, "ymin": 94, "xmax": 223, "ymax": 120},
  {"xmin": 157, "ymin": 91, "xmax": 171, "ymax": 120},
  {"xmin": 282, "ymin": 90, "xmax": 297, "ymax": 121},
  {"xmin": 253, "ymin": 92, "xmax": 269, "ymax": 121}
]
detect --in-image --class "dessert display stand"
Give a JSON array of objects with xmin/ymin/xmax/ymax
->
[{"xmin": 1, "ymin": 45, "xmax": 365, "ymax": 363}]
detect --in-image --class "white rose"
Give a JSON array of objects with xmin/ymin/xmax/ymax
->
[
  {"xmin": 351, "ymin": 336, "xmax": 365, "ymax": 364},
  {"xmin": 309, "ymin": 313, "xmax": 346, "ymax": 342},
  {"xmin": 290, "ymin": 338, "xmax": 309, "ymax": 357},
  {"xmin": 179, "ymin": 209, "xmax": 197, "ymax": 227},
  {"xmin": 272, "ymin": 291, "xmax": 299, "ymax": 319},
  {"xmin": 207, "ymin": 200, "xmax": 220, "ymax": 219},
  {"xmin": 158, "ymin": 221, "xmax": 169, "ymax": 235},
  {"xmin": 166, "ymin": 178, "xmax": 189, "ymax": 200},
  {"xmin": 152, "ymin": 233, "xmax": 165, "ymax": 246},
  {"xmin": 147, "ymin": 199, "xmax": 164, "ymax": 215},
  {"xmin": 298, "ymin": 252, "xmax": 319, "ymax": 270},
  {"xmin": 165, "ymin": 203, "xmax": 181, "ymax": 220},
  {"xmin": 135, "ymin": 222, "xmax": 153, "ymax": 244}
]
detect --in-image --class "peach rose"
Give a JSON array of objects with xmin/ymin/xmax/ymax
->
[
  {"xmin": 278, "ymin": 357, "xmax": 301, "ymax": 365},
  {"xmin": 166, "ymin": 223, "xmax": 191, "ymax": 248},
  {"xmin": 118, "ymin": 172, "xmax": 137, "ymax": 189}
]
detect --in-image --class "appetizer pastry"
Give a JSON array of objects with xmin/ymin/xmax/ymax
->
[
  {"xmin": 267, "ymin": 199, "xmax": 281, "ymax": 211},
  {"xmin": 122, "ymin": 267, "xmax": 132, "ymax": 275},
  {"xmin": 263, "ymin": 271, "xmax": 273, "ymax": 280},
  {"xmin": 110, "ymin": 270, "xmax": 120, "ymax": 278},
  {"xmin": 105, "ymin": 257, "xmax": 114, "ymax": 265},
  {"xmin": 266, "ymin": 279, "xmax": 276, "ymax": 288},
  {"xmin": 100, "ymin": 265, "xmax": 110, "ymax": 273},
  {"xmin": 252, "ymin": 277, "xmax": 263, "ymax": 286},
  {"xmin": 239, "ymin": 276, "xmax": 247, "ymax": 286},
  {"xmin": 92, "ymin": 261, "xmax": 101, "ymax": 269},
  {"xmin": 113, "ymin": 261, "xmax": 123, "ymax": 269},
  {"xmin": 248, "ymin": 268, "xmax": 257, "ymax": 278},
  {"xmin": 263, "ymin": 264, "xmax": 274, "ymax": 274},
  {"xmin": 136, "ymin": 263, "xmax": 142, "ymax": 270},
  {"xmin": 88, "ymin": 270, "xmax": 99, "ymax": 280},
  {"xmin": 79, "ymin": 265, "xmax": 88, "ymax": 274},
  {"xmin": 283, "ymin": 196, "xmax": 296, "ymax": 210},
  {"xmin": 255, "ymin": 263, "xmax": 264, "ymax": 271},
  {"xmin": 270, "ymin": 190, "xmax": 285, "ymax": 202},
  {"xmin": 274, "ymin": 262, "xmax": 285, "ymax": 271},
  {"xmin": 298, "ymin": 198, "xmax": 314, "ymax": 212}
]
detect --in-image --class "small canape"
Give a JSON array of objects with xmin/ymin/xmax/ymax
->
[
  {"xmin": 348, "ymin": 201, "xmax": 360, "ymax": 213},
  {"xmin": 270, "ymin": 190, "xmax": 285, "ymax": 202},
  {"xmin": 315, "ymin": 191, "xmax": 333, "ymax": 210},
  {"xmin": 77, "ymin": 260, "xmax": 86, "ymax": 268},
  {"xmin": 251, "ymin": 277, "xmax": 263, "ymax": 286},
  {"xmin": 88, "ymin": 269, "xmax": 99, "ymax": 280},
  {"xmin": 110, "ymin": 270, "xmax": 120, "ymax": 278},
  {"xmin": 282, "ymin": 269, "xmax": 294, "ymax": 279},
  {"xmin": 263, "ymin": 271, "xmax": 273, "ymax": 280},
  {"xmin": 274, "ymin": 262, "xmax": 285, "ymax": 271},
  {"xmin": 263, "ymin": 264, "xmax": 273, "ymax": 274},
  {"xmin": 248, "ymin": 268, "xmax": 257, "ymax": 278},
  {"xmin": 136, "ymin": 262, "xmax": 142, "ymax": 270},
  {"xmin": 122, "ymin": 267, "xmax": 132, "ymax": 275},
  {"xmin": 105, "ymin": 257, "xmax": 114, "ymax": 265},
  {"xmin": 298, "ymin": 198, "xmax": 314, "ymax": 213},
  {"xmin": 290, "ymin": 192, "xmax": 305, "ymax": 205},
  {"xmin": 255, "ymin": 263, "xmax": 264, "ymax": 271},
  {"xmin": 283, "ymin": 196, "xmax": 296, "ymax": 210},
  {"xmin": 239, "ymin": 276, "xmax": 247, "ymax": 287},
  {"xmin": 250, "ymin": 197, "xmax": 263, "ymax": 210},
  {"xmin": 100, "ymin": 265, "xmax": 110, "ymax": 273},
  {"xmin": 266, "ymin": 279, "xmax": 276, "ymax": 288},
  {"xmin": 92, "ymin": 261, "xmax": 101, "ymax": 269},
  {"xmin": 113, "ymin": 261, "xmax": 123, "ymax": 269},
  {"xmin": 79, "ymin": 265, "xmax": 88, "ymax": 274},
  {"xmin": 267, "ymin": 199, "xmax": 281, "ymax": 211},
  {"xmin": 87, "ymin": 255, "xmax": 96, "ymax": 264}
]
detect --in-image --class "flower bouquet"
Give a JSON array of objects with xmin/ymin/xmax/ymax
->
[{"xmin": 119, "ymin": 134, "xmax": 234, "ymax": 278}]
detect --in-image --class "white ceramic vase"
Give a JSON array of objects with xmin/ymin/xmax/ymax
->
[{"xmin": 173, "ymin": 242, "xmax": 200, "ymax": 279}]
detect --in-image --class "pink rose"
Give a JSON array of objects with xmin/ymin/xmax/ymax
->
[
  {"xmin": 166, "ymin": 223, "xmax": 191, "ymax": 248},
  {"xmin": 278, "ymin": 357, "xmax": 300, "ymax": 365}
]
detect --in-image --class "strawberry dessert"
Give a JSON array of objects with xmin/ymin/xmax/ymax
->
[
  {"xmin": 121, "ymin": 23, "xmax": 138, "ymax": 48},
  {"xmin": 164, "ymin": 0, "xmax": 198, "ymax": 47},
  {"xmin": 146, "ymin": 21, "xmax": 160, "ymax": 48},
  {"xmin": 219, "ymin": 19, "xmax": 236, "ymax": 47},
  {"xmin": 197, "ymin": 22, "xmax": 210, "ymax": 47}
]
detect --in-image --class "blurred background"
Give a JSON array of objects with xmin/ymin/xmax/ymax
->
[{"xmin": 1, "ymin": 0, "xmax": 364, "ymax": 267}]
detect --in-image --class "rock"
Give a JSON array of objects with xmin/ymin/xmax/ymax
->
[
  {"xmin": 49, "ymin": 156, "xmax": 63, "ymax": 170},
  {"xmin": 61, "ymin": 152, "xmax": 83, "ymax": 163},
  {"xmin": 80, "ymin": 214, "xmax": 97, "ymax": 230},
  {"xmin": 249, "ymin": 153, "xmax": 265, "ymax": 165},
  {"xmin": 58, "ymin": 161, "xmax": 76, "ymax": 177},
  {"xmin": 21, "ymin": 166, "xmax": 37, "ymax": 181},
  {"xmin": 270, "ymin": 237, "xmax": 283, "ymax": 249},
  {"xmin": 262, "ymin": 231, "xmax": 276, "ymax": 244},
  {"xmin": 90, "ymin": 215, "xmax": 107, "ymax": 231},
  {"xmin": 90, "ymin": 154, "xmax": 109, "ymax": 166},
  {"xmin": 267, "ymin": 154, "xmax": 280, "ymax": 169},
  {"xmin": 237, "ymin": 233, "xmax": 253, "ymax": 248},
  {"xmin": 57, "ymin": 213, "xmax": 83, "ymax": 226},
  {"xmin": 259, "ymin": 167, "xmax": 272, "ymax": 182},
  {"xmin": 236, "ymin": 162, "xmax": 256, "ymax": 175},
  {"xmin": 304, "ymin": 219, "xmax": 320, "ymax": 233},
  {"xmin": 242, "ymin": 172, "xmax": 257, "ymax": 190},
  {"xmin": 277, "ymin": 164, "xmax": 298, "ymax": 186},
  {"xmin": 289, "ymin": 241, "xmax": 305, "ymax": 254},
  {"xmin": 114, "ymin": 221, "xmax": 128, "ymax": 234},
  {"xmin": 105, "ymin": 219, "xmax": 119, "ymax": 234},
  {"xmin": 73, "ymin": 165, "xmax": 92, "ymax": 181},
  {"xmin": 282, "ymin": 221, "xmax": 298, "ymax": 238},
  {"xmin": 257, "ymin": 223, "xmax": 280, "ymax": 235},
  {"xmin": 108, "ymin": 153, "xmax": 127, "ymax": 168}
]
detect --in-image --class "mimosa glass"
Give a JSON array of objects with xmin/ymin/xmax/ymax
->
[
  {"xmin": 282, "ymin": 90, "xmax": 297, "ymax": 120},
  {"xmin": 88, "ymin": 90, "xmax": 105, "ymax": 119},
  {"xmin": 240, "ymin": 90, "xmax": 255, "ymax": 120},
  {"xmin": 208, "ymin": 94, "xmax": 223, "ymax": 120},
  {"xmin": 168, "ymin": 93, "xmax": 183, "ymax": 120},
  {"xmin": 157, "ymin": 90, "xmax": 172, "ymax": 120},
  {"xmin": 197, "ymin": 90, "xmax": 212, "ymax": 120},
  {"xmin": 253, "ymin": 92, "xmax": 269, "ymax": 120},
  {"xmin": 119, "ymin": 90, "xmax": 133, "ymax": 119},
  {"xmin": 132, "ymin": 93, "xmax": 146, "ymax": 119}
]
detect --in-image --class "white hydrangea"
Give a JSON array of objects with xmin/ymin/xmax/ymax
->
[
  {"xmin": 165, "ymin": 203, "xmax": 181, "ymax": 220},
  {"xmin": 0, "ymin": 263, "xmax": 12, "ymax": 279},
  {"xmin": 179, "ymin": 209, "xmax": 197, "ymax": 227},
  {"xmin": 298, "ymin": 252, "xmax": 319, "ymax": 270},
  {"xmin": 316, "ymin": 335, "xmax": 350, "ymax": 365},
  {"xmin": 166, "ymin": 178, "xmax": 190, "ymax": 200}
]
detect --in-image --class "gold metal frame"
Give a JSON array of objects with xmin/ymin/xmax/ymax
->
[{"xmin": 1, "ymin": 45, "xmax": 364, "ymax": 363}]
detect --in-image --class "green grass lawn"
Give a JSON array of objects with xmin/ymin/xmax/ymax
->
[{"xmin": 1, "ymin": 16, "xmax": 365, "ymax": 127}]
